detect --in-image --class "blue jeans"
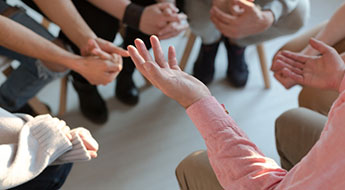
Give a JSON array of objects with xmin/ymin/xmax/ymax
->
[
  {"xmin": 8, "ymin": 163, "xmax": 73, "ymax": 190},
  {"xmin": 0, "ymin": 5, "xmax": 67, "ymax": 111}
]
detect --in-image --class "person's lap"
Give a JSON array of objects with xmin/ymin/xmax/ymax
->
[
  {"xmin": 8, "ymin": 163, "xmax": 73, "ymax": 190},
  {"xmin": 184, "ymin": 0, "xmax": 309, "ymax": 46}
]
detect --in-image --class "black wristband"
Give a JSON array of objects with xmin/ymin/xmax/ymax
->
[{"xmin": 123, "ymin": 3, "xmax": 145, "ymax": 30}]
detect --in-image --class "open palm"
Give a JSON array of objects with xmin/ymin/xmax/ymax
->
[
  {"xmin": 275, "ymin": 38, "xmax": 345, "ymax": 91},
  {"xmin": 127, "ymin": 36, "xmax": 211, "ymax": 108}
]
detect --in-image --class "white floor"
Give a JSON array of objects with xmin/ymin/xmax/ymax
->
[{"xmin": 8, "ymin": 0, "xmax": 343, "ymax": 189}]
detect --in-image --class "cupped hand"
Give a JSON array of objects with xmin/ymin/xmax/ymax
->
[
  {"xmin": 127, "ymin": 35, "xmax": 211, "ymax": 109},
  {"xmin": 274, "ymin": 38, "xmax": 345, "ymax": 91},
  {"xmin": 271, "ymin": 52, "xmax": 299, "ymax": 89}
]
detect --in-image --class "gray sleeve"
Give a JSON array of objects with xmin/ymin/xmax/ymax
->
[{"xmin": 259, "ymin": 0, "xmax": 300, "ymax": 22}]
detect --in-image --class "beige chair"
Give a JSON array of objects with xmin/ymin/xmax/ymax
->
[{"xmin": 179, "ymin": 30, "xmax": 271, "ymax": 89}]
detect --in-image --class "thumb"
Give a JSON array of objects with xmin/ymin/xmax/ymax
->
[
  {"xmin": 309, "ymin": 38, "xmax": 334, "ymax": 54},
  {"xmin": 88, "ymin": 39, "xmax": 100, "ymax": 51}
]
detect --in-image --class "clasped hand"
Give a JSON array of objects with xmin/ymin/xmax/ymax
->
[
  {"xmin": 210, "ymin": 0, "xmax": 274, "ymax": 39},
  {"xmin": 140, "ymin": 2, "xmax": 188, "ymax": 40},
  {"xmin": 78, "ymin": 38, "xmax": 129, "ymax": 85}
]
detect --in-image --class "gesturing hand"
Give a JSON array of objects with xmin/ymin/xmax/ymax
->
[
  {"xmin": 127, "ymin": 36, "xmax": 211, "ymax": 109},
  {"xmin": 274, "ymin": 38, "xmax": 345, "ymax": 91},
  {"xmin": 210, "ymin": 0, "xmax": 273, "ymax": 39}
]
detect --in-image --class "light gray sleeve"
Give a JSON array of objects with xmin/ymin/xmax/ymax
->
[{"xmin": 259, "ymin": 0, "xmax": 300, "ymax": 22}]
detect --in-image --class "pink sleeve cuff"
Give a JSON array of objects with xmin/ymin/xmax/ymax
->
[
  {"xmin": 339, "ymin": 75, "xmax": 345, "ymax": 93},
  {"xmin": 186, "ymin": 96, "xmax": 246, "ymax": 138}
]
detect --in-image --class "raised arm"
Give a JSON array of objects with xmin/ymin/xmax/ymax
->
[
  {"xmin": 127, "ymin": 36, "xmax": 288, "ymax": 189},
  {"xmin": 127, "ymin": 36, "xmax": 345, "ymax": 189}
]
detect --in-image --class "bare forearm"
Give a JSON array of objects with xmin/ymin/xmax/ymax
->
[
  {"xmin": 33, "ymin": 0, "xmax": 97, "ymax": 49},
  {"xmin": 0, "ymin": 16, "xmax": 80, "ymax": 69},
  {"xmin": 87, "ymin": 0, "xmax": 130, "ymax": 21},
  {"xmin": 314, "ymin": 3, "xmax": 345, "ymax": 46}
]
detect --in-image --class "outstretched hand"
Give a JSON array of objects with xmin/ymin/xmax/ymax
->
[
  {"xmin": 273, "ymin": 38, "xmax": 345, "ymax": 91},
  {"xmin": 127, "ymin": 35, "xmax": 211, "ymax": 109}
]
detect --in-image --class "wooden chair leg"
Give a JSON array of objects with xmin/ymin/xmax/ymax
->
[
  {"xmin": 256, "ymin": 44, "xmax": 271, "ymax": 89},
  {"xmin": 179, "ymin": 31, "xmax": 197, "ymax": 71},
  {"xmin": 28, "ymin": 97, "xmax": 50, "ymax": 115},
  {"xmin": 58, "ymin": 75, "xmax": 68, "ymax": 117}
]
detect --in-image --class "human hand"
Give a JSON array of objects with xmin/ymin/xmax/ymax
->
[
  {"xmin": 70, "ymin": 128, "xmax": 99, "ymax": 159},
  {"xmin": 271, "ymin": 52, "xmax": 299, "ymax": 89},
  {"xmin": 80, "ymin": 37, "xmax": 129, "ymax": 58},
  {"xmin": 140, "ymin": 3, "xmax": 188, "ymax": 39},
  {"xmin": 75, "ymin": 54, "xmax": 122, "ymax": 85},
  {"xmin": 210, "ymin": 0, "xmax": 273, "ymax": 39},
  {"xmin": 273, "ymin": 38, "xmax": 345, "ymax": 91},
  {"xmin": 128, "ymin": 36, "xmax": 211, "ymax": 109}
]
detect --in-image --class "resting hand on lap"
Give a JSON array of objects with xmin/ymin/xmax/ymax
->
[
  {"xmin": 274, "ymin": 38, "xmax": 345, "ymax": 91},
  {"xmin": 127, "ymin": 36, "xmax": 211, "ymax": 109}
]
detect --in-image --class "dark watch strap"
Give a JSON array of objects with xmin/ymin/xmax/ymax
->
[{"xmin": 123, "ymin": 3, "xmax": 145, "ymax": 30}]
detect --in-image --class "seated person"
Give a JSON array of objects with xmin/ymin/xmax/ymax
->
[
  {"xmin": 271, "ymin": 2, "xmax": 345, "ymax": 170},
  {"xmin": 184, "ymin": 0, "xmax": 309, "ymax": 87},
  {"xmin": 0, "ymin": 108, "xmax": 99, "ymax": 189},
  {"xmin": 19, "ymin": 0, "xmax": 188, "ymax": 124},
  {"xmin": 128, "ymin": 35, "xmax": 345, "ymax": 189},
  {"xmin": 0, "ymin": 1, "xmax": 125, "ymax": 117}
]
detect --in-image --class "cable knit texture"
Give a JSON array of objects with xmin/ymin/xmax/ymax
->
[
  {"xmin": 187, "ymin": 94, "xmax": 345, "ymax": 189},
  {"xmin": 54, "ymin": 128, "xmax": 98, "ymax": 164},
  {"xmin": 0, "ymin": 111, "xmax": 96, "ymax": 190}
]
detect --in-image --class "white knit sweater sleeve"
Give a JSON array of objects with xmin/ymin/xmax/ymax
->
[
  {"xmin": 0, "ymin": 113, "xmax": 72, "ymax": 190},
  {"xmin": 54, "ymin": 127, "xmax": 99, "ymax": 164}
]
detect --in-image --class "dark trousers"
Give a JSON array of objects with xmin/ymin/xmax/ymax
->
[
  {"xmin": 61, "ymin": 0, "xmax": 155, "ymax": 84},
  {"xmin": 8, "ymin": 163, "xmax": 73, "ymax": 190}
]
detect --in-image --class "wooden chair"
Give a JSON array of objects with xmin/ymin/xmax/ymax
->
[{"xmin": 179, "ymin": 30, "xmax": 271, "ymax": 89}]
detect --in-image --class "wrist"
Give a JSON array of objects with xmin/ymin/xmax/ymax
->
[
  {"xmin": 123, "ymin": 3, "xmax": 145, "ymax": 30},
  {"xmin": 63, "ymin": 54, "xmax": 85, "ymax": 72},
  {"xmin": 261, "ymin": 10, "xmax": 274, "ymax": 30}
]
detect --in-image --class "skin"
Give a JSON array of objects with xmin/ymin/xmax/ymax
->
[
  {"xmin": 210, "ymin": 0, "xmax": 274, "ymax": 40},
  {"xmin": 128, "ymin": 36, "xmax": 211, "ymax": 109},
  {"xmin": 87, "ymin": 0, "xmax": 188, "ymax": 40},
  {"xmin": 274, "ymin": 38, "xmax": 345, "ymax": 91},
  {"xmin": 271, "ymin": 2, "xmax": 345, "ymax": 89},
  {"xmin": 0, "ymin": 16, "xmax": 123, "ymax": 85}
]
